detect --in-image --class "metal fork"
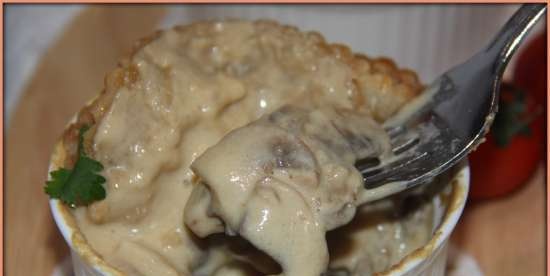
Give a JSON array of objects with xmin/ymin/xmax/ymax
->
[{"xmin": 356, "ymin": 4, "xmax": 546, "ymax": 202}]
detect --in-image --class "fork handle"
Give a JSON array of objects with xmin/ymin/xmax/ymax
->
[
  {"xmin": 485, "ymin": 4, "xmax": 547, "ymax": 78},
  {"xmin": 432, "ymin": 4, "xmax": 546, "ymax": 141},
  {"xmin": 384, "ymin": 4, "xmax": 547, "ymax": 132}
]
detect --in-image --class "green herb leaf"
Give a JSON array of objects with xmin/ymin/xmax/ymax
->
[
  {"xmin": 492, "ymin": 84, "xmax": 538, "ymax": 147},
  {"xmin": 44, "ymin": 125, "xmax": 106, "ymax": 207}
]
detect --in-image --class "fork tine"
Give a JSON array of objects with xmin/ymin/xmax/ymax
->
[
  {"xmin": 355, "ymin": 126, "xmax": 420, "ymax": 172},
  {"xmin": 386, "ymin": 126, "xmax": 405, "ymax": 139},
  {"xmin": 355, "ymin": 157, "xmax": 380, "ymax": 171},
  {"xmin": 363, "ymin": 152, "xmax": 429, "ymax": 189},
  {"xmin": 391, "ymin": 134, "xmax": 420, "ymax": 155}
]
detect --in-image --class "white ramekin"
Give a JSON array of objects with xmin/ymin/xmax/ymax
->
[
  {"xmin": 48, "ymin": 129, "xmax": 469, "ymax": 276},
  {"xmin": 49, "ymin": 7, "xmax": 482, "ymax": 274}
]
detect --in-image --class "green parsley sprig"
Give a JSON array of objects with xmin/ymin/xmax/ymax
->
[{"xmin": 45, "ymin": 125, "xmax": 106, "ymax": 208}]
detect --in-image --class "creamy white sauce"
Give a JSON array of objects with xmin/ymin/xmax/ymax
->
[
  {"xmin": 71, "ymin": 20, "xmax": 432, "ymax": 276},
  {"xmin": 185, "ymin": 106, "xmax": 391, "ymax": 276}
]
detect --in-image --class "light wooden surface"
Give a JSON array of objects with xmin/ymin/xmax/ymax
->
[
  {"xmin": 5, "ymin": 6, "xmax": 166, "ymax": 276},
  {"xmin": 451, "ymin": 165, "xmax": 545, "ymax": 276},
  {"xmin": 5, "ymin": 6, "xmax": 545, "ymax": 276}
]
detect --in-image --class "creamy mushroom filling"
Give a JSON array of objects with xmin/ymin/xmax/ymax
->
[
  {"xmin": 70, "ymin": 20, "xmax": 433, "ymax": 276},
  {"xmin": 185, "ymin": 106, "xmax": 391, "ymax": 276}
]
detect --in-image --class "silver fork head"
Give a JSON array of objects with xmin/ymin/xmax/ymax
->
[
  {"xmin": 359, "ymin": 112, "xmax": 461, "ymax": 190},
  {"xmin": 356, "ymin": 4, "xmax": 546, "ymax": 197}
]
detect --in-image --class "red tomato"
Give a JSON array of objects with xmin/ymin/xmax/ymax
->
[
  {"xmin": 469, "ymin": 82, "xmax": 545, "ymax": 201},
  {"xmin": 513, "ymin": 29, "xmax": 547, "ymax": 104},
  {"xmin": 469, "ymin": 28, "xmax": 547, "ymax": 201}
]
